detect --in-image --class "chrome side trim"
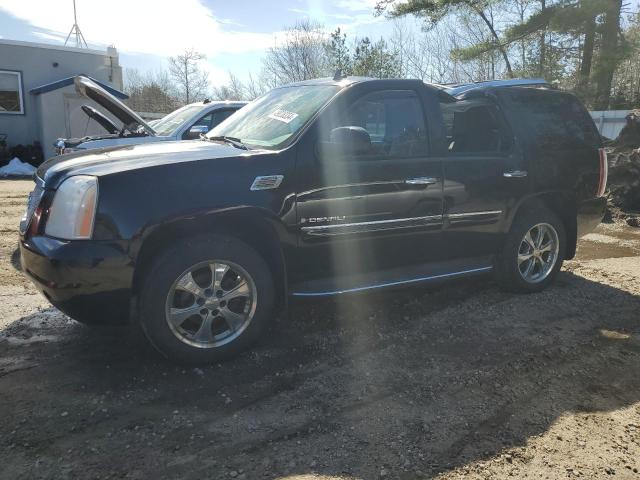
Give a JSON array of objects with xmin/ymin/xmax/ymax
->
[
  {"xmin": 291, "ymin": 266, "xmax": 493, "ymax": 297},
  {"xmin": 405, "ymin": 177, "xmax": 438, "ymax": 185},
  {"xmin": 301, "ymin": 214, "xmax": 443, "ymax": 236},
  {"xmin": 503, "ymin": 170, "xmax": 528, "ymax": 178},
  {"xmin": 446, "ymin": 210, "xmax": 502, "ymax": 219}
]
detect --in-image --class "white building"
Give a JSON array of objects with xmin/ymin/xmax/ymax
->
[{"xmin": 0, "ymin": 39, "xmax": 125, "ymax": 158}]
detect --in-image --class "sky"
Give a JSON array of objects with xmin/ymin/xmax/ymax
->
[{"xmin": 0, "ymin": 0, "xmax": 394, "ymax": 86}]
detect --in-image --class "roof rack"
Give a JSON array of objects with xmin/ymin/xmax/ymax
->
[{"xmin": 445, "ymin": 78, "xmax": 549, "ymax": 96}]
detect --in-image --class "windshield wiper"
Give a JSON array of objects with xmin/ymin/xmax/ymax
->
[{"xmin": 205, "ymin": 135, "xmax": 249, "ymax": 150}]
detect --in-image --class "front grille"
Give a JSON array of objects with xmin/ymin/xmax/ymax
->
[{"xmin": 19, "ymin": 182, "xmax": 44, "ymax": 234}]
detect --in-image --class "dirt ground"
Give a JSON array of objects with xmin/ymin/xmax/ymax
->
[{"xmin": 1, "ymin": 179, "xmax": 640, "ymax": 480}]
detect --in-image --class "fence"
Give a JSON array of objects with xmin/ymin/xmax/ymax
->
[{"xmin": 590, "ymin": 110, "xmax": 630, "ymax": 140}]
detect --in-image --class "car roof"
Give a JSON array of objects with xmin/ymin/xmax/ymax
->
[
  {"xmin": 283, "ymin": 76, "xmax": 374, "ymax": 87},
  {"xmin": 444, "ymin": 78, "xmax": 550, "ymax": 96},
  {"xmin": 189, "ymin": 100, "xmax": 248, "ymax": 107},
  {"xmin": 454, "ymin": 84, "xmax": 560, "ymax": 101},
  {"xmin": 280, "ymin": 76, "xmax": 452, "ymax": 100}
]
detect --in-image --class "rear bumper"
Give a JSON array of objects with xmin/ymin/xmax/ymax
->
[
  {"xmin": 19, "ymin": 236, "xmax": 134, "ymax": 324},
  {"xmin": 577, "ymin": 196, "xmax": 607, "ymax": 238}
]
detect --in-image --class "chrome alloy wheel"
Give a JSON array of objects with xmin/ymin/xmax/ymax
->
[
  {"xmin": 517, "ymin": 223, "xmax": 560, "ymax": 284},
  {"xmin": 165, "ymin": 261, "xmax": 257, "ymax": 348}
]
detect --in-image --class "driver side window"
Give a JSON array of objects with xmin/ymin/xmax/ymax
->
[{"xmin": 322, "ymin": 90, "xmax": 429, "ymax": 160}]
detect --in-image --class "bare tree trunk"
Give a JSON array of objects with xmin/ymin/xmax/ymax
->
[
  {"xmin": 577, "ymin": 15, "xmax": 596, "ymax": 100},
  {"xmin": 471, "ymin": 5, "xmax": 514, "ymax": 77},
  {"xmin": 538, "ymin": 0, "xmax": 546, "ymax": 77},
  {"xmin": 593, "ymin": 0, "xmax": 623, "ymax": 110}
]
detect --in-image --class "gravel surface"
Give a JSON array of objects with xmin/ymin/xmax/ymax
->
[{"xmin": 1, "ymin": 179, "xmax": 639, "ymax": 480}]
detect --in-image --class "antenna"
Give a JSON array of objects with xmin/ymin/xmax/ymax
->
[{"xmin": 64, "ymin": 0, "xmax": 88, "ymax": 48}]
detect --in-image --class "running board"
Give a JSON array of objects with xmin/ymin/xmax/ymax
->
[{"xmin": 290, "ymin": 257, "xmax": 493, "ymax": 297}]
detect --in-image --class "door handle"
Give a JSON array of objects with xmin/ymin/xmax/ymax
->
[
  {"xmin": 503, "ymin": 170, "xmax": 528, "ymax": 178},
  {"xmin": 405, "ymin": 177, "xmax": 438, "ymax": 185}
]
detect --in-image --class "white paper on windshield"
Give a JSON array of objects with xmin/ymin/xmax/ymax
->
[{"xmin": 268, "ymin": 108, "xmax": 298, "ymax": 124}]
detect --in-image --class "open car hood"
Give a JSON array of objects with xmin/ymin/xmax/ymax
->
[
  {"xmin": 74, "ymin": 76, "xmax": 156, "ymax": 136},
  {"xmin": 80, "ymin": 105, "xmax": 119, "ymax": 134}
]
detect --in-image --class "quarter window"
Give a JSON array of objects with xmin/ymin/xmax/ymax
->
[
  {"xmin": 0, "ymin": 70, "xmax": 24, "ymax": 115},
  {"xmin": 508, "ymin": 92, "xmax": 600, "ymax": 148}
]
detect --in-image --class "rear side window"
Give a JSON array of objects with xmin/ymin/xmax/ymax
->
[
  {"xmin": 507, "ymin": 91, "xmax": 600, "ymax": 148},
  {"xmin": 440, "ymin": 98, "xmax": 513, "ymax": 154}
]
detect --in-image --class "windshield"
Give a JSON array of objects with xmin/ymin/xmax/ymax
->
[
  {"xmin": 152, "ymin": 105, "xmax": 203, "ymax": 136},
  {"xmin": 207, "ymin": 85, "xmax": 340, "ymax": 149}
]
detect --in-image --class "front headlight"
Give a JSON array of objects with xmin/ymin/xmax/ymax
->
[{"xmin": 45, "ymin": 176, "xmax": 98, "ymax": 240}]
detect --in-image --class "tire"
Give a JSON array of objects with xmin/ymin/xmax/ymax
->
[
  {"xmin": 138, "ymin": 235, "xmax": 274, "ymax": 364},
  {"xmin": 495, "ymin": 207, "xmax": 566, "ymax": 293}
]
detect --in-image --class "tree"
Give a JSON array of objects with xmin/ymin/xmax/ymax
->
[
  {"xmin": 212, "ymin": 72, "xmax": 246, "ymax": 101},
  {"xmin": 124, "ymin": 68, "xmax": 178, "ymax": 114},
  {"xmin": 610, "ymin": 12, "xmax": 640, "ymax": 109},
  {"xmin": 592, "ymin": 0, "xmax": 624, "ymax": 109},
  {"xmin": 351, "ymin": 37, "xmax": 400, "ymax": 78},
  {"xmin": 326, "ymin": 28, "xmax": 352, "ymax": 74},
  {"xmin": 245, "ymin": 72, "xmax": 268, "ymax": 99},
  {"xmin": 168, "ymin": 49, "xmax": 210, "ymax": 105},
  {"xmin": 377, "ymin": 0, "xmax": 515, "ymax": 78},
  {"xmin": 503, "ymin": 0, "xmax": 626, "ymax": 108},
  {"xmin": 262, "ymin": 20, "xmax": 331, "ymax": 86}
]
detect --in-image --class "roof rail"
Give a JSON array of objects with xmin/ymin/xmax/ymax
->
[{"xmin": 446, "ymin": 78, "xmax": 549, "ymax": 96}]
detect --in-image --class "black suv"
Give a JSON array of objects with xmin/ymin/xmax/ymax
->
[{"xmin": 19, "ymin": 77, "xmax": 607, "ymax": 364}]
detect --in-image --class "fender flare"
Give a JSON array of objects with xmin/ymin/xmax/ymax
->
[
  {"xmin": 502, "ymin": 189, "xmax": 578, "ymax": 258},
  {"xmin": 130, "ymin": 205, "xmax": 291, "ymax": 312}
]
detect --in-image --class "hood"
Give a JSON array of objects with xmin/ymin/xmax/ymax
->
[
  {"xmin": 37, "ymin": 140, "xmax": 256, "ymax": 188},
  {"xmin": 80, "ymin": 105, "xmax": 119, "ymax": 134},
  {"xmin": 74, "ymin": 76, "xmax": 156, "ymax": 136}
]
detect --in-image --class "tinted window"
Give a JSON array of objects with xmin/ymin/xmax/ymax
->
[
  {"xmin": 440, "ymin": 99, "xmax": 512, "ymax": 154},
  {"xmin": 324, "ymin": 90, "xmax": 429, "ymax": 159},
  {"xmin": 508, "ymin": 92, "xmax": 600, "ymax": 148}
]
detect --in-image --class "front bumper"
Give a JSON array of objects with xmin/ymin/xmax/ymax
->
[
  {"xmin": 577, "ymin": 196, "xmax": 607, "ymax": 238},
  {"xmin": 20, "ymin": 236, "xmax": 134, "ymax": 324}
]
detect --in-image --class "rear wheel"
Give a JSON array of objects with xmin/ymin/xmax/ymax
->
[
  {"xmin": 495, "ymin": 208, "xmax": 566, "ymax": 293},
  {"xmin": 139, "ymin": 235, "xmax": 274, "ymax": 364}
]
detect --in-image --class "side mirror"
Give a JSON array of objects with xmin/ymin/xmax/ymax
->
[
  {"xmin": 317, "ymin": 126, "xmax": 371, "ymax": 161},
  {"xmin": 329, "ymin": 126, "xmax": 371, "ymax": 151},
  {"xmin": 185, "ymin": 125, "xmax": 209, "ymax": 139}
]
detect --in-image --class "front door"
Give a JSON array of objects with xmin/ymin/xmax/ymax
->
[{"xmin": 292, "ymin": 88, "xmax": 444, "ymax": 285}]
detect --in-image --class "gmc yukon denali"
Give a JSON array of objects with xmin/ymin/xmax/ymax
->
[{"xmin": 19, "ymin": 76, "xmax": 607, "ymax": 364}]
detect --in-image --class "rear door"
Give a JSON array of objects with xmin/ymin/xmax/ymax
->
[
  {"xmin": 437, "ymin": 93, "xmax": 526, "ymax": 260},
  {"xmin": 497, "ymin": 89, "xmax": 602, "ymax": 200},
  {"xmin": 292, "ymin": 83, "xmax": 444, "ymax": 283}
]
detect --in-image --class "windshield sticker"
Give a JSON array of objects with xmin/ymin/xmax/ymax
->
[{"xmin": 268, "ymin": 108, "xmax": 299, "ymax": 124}]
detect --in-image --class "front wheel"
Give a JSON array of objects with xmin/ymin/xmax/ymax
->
[
  {"xmin": 495, "ymin": 208, "xmax": 566, "ymax": 293},
  {"xmin": 138, "ymin": 235, "xmax": 274, "ymax": 364}
]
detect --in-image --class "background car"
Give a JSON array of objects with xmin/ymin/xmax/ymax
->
[{"xmin": 56, "ymin": 76, "xmax": 247, "ymax": 154}]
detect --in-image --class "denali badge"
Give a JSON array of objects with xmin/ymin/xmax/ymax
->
[
  {"xmin": 301, "ymin": 216, "xmax": 347, "ymax": 224},
  {"xmin": 250, "ymin": 175, "xmax": 284, "ymax": 191}
]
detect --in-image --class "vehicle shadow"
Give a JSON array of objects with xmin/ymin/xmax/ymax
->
[
  {"xmin": 10, "ymin": 245, "xmax": 21, "ymax": 272},
  {"xmin": 1, "ymin": 270, "xmax": 639, "ymax": 479}
]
